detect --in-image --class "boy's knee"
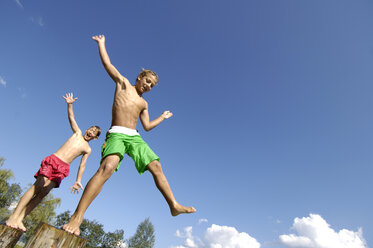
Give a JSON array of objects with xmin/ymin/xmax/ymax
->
[
  {"xmin": 34, "ymin": 180, "xmax": 46, "ymax": 193},
  {"xmin": 34, "ymin": 177, "xmax": 54, "ymax": 196},
  {"xmin": 99, "ymin": 155, "xmax": 120, "ymax": 174},
  {"xmin": 39, "ymin": 185, "xmax": 52, "ymax": 197},
  {"xmin": 99, "ymin": 161, "xmax": 117, "ymax": 177},
  {"xmin": 147, "ymin": 160, "xmax": 163, "ymax": 174}
]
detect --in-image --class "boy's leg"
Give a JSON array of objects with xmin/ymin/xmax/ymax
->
[
  {"xmin": 6, "ymin": 176, "xmax": 56, "ymax": 231},
  {"xmin": 20, "ymin": 176, "xmax": 57, "ymax": 220},
  {"xmin": 62, "ymin": 155, "xmax": 119, "ymax": 236},
  {"xmin": 147, "ymin": 160, "xmax": 196, "ymax": 216}
]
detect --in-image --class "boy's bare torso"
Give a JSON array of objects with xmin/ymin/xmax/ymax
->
[
  {"xmin": 111, "ymin": 80, "xmax": 146, "ymax": 129},
  {"xmin": 54, "ymin": 133, "xmax": 90, "ymax": 164}
]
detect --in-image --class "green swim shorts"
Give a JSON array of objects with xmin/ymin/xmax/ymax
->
[{"xmin": 100, "ymin": 132, "xmax": 159, "ymax": 174}]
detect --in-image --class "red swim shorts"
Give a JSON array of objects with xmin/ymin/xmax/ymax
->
[{"xmin": 34, "ymin": 154, "xmax": 70, "ymax": 188}]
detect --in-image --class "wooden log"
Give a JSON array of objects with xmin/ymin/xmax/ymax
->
[
  {"xmin": 0, "ymin": 224, "xmax": 24, "ymax": 248},
  {"xmin": 24, "ymin": 222, "xmax": 87, "ymax": 248}
]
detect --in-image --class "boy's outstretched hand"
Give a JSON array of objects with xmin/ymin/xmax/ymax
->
[
  {"xmin": 63, "ymin": 93, "xmax": 78, "ymax": 104},
  {"xmin": 162, "ymin": 110, "xmax": 173, "ymax": 119},
  {"xmin": 70, "ymin": 181, "xmax": 84, "ymax": 194},
  {"xmin": 92, "ymin": 34, "xmax": 105, "ymax": 43}
]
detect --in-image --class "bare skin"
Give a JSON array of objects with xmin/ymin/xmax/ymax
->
[
  {"xmin": 62, "ymin": 35, "xmax": 195, "ymax": 236},
  {"xmin": 5, "ymin": 93, "xmax": 99, "ymax": 231},
  {"xmin": 6, "ymin": 176, "xmax": 57, "ymax": 231}
]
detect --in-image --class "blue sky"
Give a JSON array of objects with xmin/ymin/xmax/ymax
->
[{"xmin": 1, "ymin": 0, "xmax": 372, "ymax": 247}]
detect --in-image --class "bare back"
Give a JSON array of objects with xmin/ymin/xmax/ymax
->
[
  {"xmin": 54, "ymin": 133, "xmax": 91, "ymax": 164},
  {"xmin": 111, "ymin": 80, "xmax": 146, "ymax": 129}
]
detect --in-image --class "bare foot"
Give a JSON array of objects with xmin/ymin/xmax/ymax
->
[
  {"xmin": 62, "ymin": 216, "xmax": 82, "ymax": 236},
  {"xmin": 171, "ymin": 203, "xmax": 196, "ymax": 216},
  {"xmin": 6, "ymin": 218, "xmax": 26, "ymax": 231},
  {"xmin": 5, "ymin": 218, "xmax": 19, "ymax": 230},
  {"xmin": 17, "ymin": 221, "xmax": 26, "ymax": 232}
]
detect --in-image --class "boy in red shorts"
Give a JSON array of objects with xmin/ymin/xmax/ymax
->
[{"xmin": 5, "ymin": 93, "xmax": 101, "ymax": 231}]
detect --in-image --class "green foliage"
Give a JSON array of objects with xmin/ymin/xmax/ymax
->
[
  {"xmin": 101, "ymin": 230, "xmax": 125, "ymax": 248},
  {"xmin": 81, "ymin": 218, "xmax": 106, "ymax": 248},
  {"xmin": 0, "ymin": 157, "xmax": 22, "ymax": 222},
  {"xmin": 54, "ymin": 210, "xmax": 71, "ymax": 227},
  {"xmin": 127, "ymin": 218, "xmax": 155, "ymax": 248},
  {"xmin": 55, "ymin": 211, "xmax": 125, "ymax": 248}
]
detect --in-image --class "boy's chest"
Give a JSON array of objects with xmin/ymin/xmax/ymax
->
[
  {"xmin": 116, "ymin": 89, "xmax": 145, "ymax": 108},
  {"xmin": 68, "ymin": 135, "xmax": 88, "ymax": 151}
]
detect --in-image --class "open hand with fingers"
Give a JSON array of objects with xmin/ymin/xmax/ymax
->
[
  {"xmin": 70, "ymin": 181, "xmax": 83, "ymax": 194},
  {"xmin": 63, "ymin": 93, "xmax": 78, "ymax": 104},
  {"xmin": 92, "ymin": 34, "xmax": 105, "ymax": 43}
]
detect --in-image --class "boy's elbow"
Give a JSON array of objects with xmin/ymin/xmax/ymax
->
[{"xmin": 143, "ymin": 125, "xmax": 152, "ymax": 132}]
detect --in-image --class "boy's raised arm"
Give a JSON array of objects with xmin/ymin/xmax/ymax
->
[
  {"xmin": 63, "ymin": 93, "xmax": 81, "ymax": 134},
  {"xmin": 92, "ymin": 35, "xmax": 130, "ymax": 85}
]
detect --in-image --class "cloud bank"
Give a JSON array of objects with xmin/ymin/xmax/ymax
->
[
  {"xmin": 279, "ymin": 214, "xmax": 367, "ymax": 248},
  {"xmin": 172, "ymin": 214, "xmax": 366, "ymax": 248},
  {"xmin": 172, "ymin": 224, "xmax": 260, "ymax": 248},
  {"xmin": 205, "ymin": 224, "xmax": 261, "ymax": 248}
]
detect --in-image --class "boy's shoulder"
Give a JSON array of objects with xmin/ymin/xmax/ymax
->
[{"xmin": 115, "ymin": 76, "xmax": 131, "ymax": 88}]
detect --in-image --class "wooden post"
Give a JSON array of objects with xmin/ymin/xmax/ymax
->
[
  {"xmin": 0, "ymin": 224, "xmax": 24, "ymax": 248},
  {"xmin": 24, "ymin": 222, "xmax": 87, "ymax": 248}
]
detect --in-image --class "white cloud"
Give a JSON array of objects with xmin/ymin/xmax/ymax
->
[
  {"xmin": 174, "ymin": 226, "xmax": 200, "ymax": 248},
  {"xmin": 38, "ymin": 17, "xmax": 44, "ymax": 27},
  {"xmin": 117, "ymin": 241, "xmax": 127, "ymax": 248},
  {"xmin": 205, "ymin": 224, "xmax": 261, "ymax": 248},
  {"xmin": 175, "ymin": 226, "xmax": 193, "ymax": 238},
  {"xmin": 176, "ymin": 230, "xmax": 183, "ymax": 238},
  {"xmin": 279, "ymin": 214, "xmax": 367, "ymax": 248},
  {"xmin": 8, "ymin": 201, "xmax": 17, "ymax": 211},
  {"xmin": 172, "ymin": 224, "xmax": 260, "ymax": 248},
  {"xmin": 185, "ymin": 238, "xmax": 198, "ymax": 248},
  {"xmin": 30, "ymin": 16, "xmax": 45, "ymax": 27},
  {"xmin": 14, "ymin": 0, "xmax": 24, "ymax": 9},
  {"xmin": 199, "ymin": 219, "xmax": 208, "ymax": 224},
  {"xmin": 0, "ymin": 76, "xmax": 6, "ymax": 87}
]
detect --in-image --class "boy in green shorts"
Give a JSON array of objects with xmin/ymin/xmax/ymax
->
[{"xmin": 63, "ymin": 34, "xmax": 196, "ymax": 236}]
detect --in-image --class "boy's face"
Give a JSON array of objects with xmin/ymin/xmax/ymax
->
[
  {"xmin": 83, "ymin": 126, "xmax": 100, "ymax": 141},
  {"xmin": 136, "ymin": 74, "xmax": 157, "ymax": 94}
]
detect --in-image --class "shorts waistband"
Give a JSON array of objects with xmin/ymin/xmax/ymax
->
[
  {"xmin": 51, "ymin": 154, "xmax": 70, "ymax": 166},
  {"xmin": 108, "ymin": 126, "xmax": 140, "ymax": 136}
]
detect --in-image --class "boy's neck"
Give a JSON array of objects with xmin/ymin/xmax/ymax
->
[{"xmin": 134, "ymin": 85, "xmax": 143, "ymax": 97}]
